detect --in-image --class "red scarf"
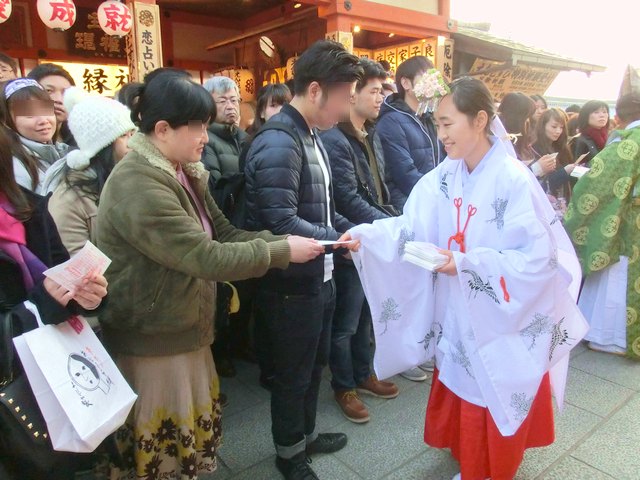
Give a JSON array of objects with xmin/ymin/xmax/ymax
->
[{"xmin": 584, "ymin": 126, "xmax": 608, "ymax": 150}]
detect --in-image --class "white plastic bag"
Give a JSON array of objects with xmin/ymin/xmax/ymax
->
[{"xmin": 13, "ymin": 312, "xmax": 137, "ymax": 453}]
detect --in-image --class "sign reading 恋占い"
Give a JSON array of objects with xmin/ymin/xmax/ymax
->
[{"xmin": 126, "ymin": 2, "xmax": 163, "ymax": 82}]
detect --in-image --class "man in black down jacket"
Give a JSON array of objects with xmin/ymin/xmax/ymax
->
[
  {"xmin": 244, "ymin": 40, "xmax": 362, "ymax": 480},
  {"xmin": 319, "ymin": 59, "xmax": 399, "ymax": 425},
  {"xmin": 201, "ymin": 76, "xmax": 248, "ymax": 186},
  {"xmin": 375, "ymin": 55, "xmax": 443, "ymax": 211}
]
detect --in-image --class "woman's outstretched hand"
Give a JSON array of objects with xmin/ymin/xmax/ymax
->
[{"xmin": 287, "ymin": 236, "xmax": 325, "ymax": 263}]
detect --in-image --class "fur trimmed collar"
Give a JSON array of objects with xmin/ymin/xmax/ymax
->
[{"xmin": 128, "ymin": 132, "xmax": 205, "ymax": 180}]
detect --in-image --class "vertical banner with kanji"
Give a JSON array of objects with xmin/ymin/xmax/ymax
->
[
  {"xmin": 325, "ymin": 31, "xmax": 354, "ymax": 54},
  {"xmin": 126, "ymin": 1, "xmax": 162, "ymax": 82},
  {"xmin": 436, "ymin": 37, "xmax": 454, "ymax": 83}
]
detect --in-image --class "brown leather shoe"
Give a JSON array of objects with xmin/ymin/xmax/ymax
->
[
  {"xmin": 334, "ymin": 390, "xmax": 370, "ymax": 424},
  {"xmin": 356, "ymin": 375, "xmax": 399, "ymax": 399}
]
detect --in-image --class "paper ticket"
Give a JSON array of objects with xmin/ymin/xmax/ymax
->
[{"xmin": 43, "ymin": 241, "xmax": 111, "ymax": 292}]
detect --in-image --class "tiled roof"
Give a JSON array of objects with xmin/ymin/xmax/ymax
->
[{"xmin": 454, "ymin": 26, "xmax": 606, "ymax": 73}]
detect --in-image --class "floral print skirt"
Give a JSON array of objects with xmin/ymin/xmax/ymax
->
[{"xmin": 109, "ymin": 346, "xmax": 222, "ymax": 480}]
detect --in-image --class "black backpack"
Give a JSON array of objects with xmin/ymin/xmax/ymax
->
[{"xmin": 210, "ymin": 121, "xmax": 305, "ymax": 229}]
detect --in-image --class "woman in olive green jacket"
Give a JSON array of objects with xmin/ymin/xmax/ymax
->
[{"xmin": 97, "ymin": 73, "xmax": 323, "ymax": 480}]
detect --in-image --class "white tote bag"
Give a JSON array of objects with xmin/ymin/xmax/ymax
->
[{"xmin": 13, "ymin": 307, "xmax": 137, "ymax": 453}]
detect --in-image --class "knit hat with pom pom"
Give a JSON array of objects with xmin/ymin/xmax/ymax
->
[{"xmin": 64, "ymin": 87, "xmax": 136, "ymax": 170}]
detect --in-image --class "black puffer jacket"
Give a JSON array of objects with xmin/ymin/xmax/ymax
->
[
  {"xmin": 375, "ymin": 94, "xmax": 442, "ymax": 210},
  {"xmin": 320, "ymin": 122, "xmax": 391, "ymax": 225},
  {"xmin": 244, "ymin": 104, "xmax": 354, "ymax": 293},
  {"xmin": 201, "ymin": 122, "xmax": 248, "ymax": 186}
]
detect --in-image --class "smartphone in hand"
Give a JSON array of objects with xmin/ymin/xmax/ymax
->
[{"xmin": 574, "ymin": 153, "xmax": 589, "ymax": 165}]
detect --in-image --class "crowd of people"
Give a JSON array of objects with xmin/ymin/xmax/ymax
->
[{"xmin": 0, "ymin": 39, "xmax": 638, "ymax": 480}]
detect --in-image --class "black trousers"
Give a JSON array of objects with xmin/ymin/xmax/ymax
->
[{"xmin": 254, "ymin": 279, "xmax": 336, "ymax": 458}]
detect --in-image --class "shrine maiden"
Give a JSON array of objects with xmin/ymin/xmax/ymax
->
[{"xmin": 339, "ymin": 77, "xmax": 589, "ymax": 480}]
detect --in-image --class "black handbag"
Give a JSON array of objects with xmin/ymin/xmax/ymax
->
[{"xmin": 0, "ymin": 308, "xmax": 58, "ymax": 475}]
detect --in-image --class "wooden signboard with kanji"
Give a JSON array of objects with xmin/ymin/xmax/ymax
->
[
  {"xmin": 468, "ymin": 58, "xmax": 558, "ymax": 102},
  {"xmin": 67, "ymin": 6, "xmax": 126, "ymax": 59}
]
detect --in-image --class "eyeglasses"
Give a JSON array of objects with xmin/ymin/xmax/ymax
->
[{"xmin": 214, "ymin": 97, "xmax": 241, "ymax": 106}]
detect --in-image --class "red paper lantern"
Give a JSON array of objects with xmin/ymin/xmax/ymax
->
[
  {"xmin": 0, "ymin": 0, "xmax": 12, "ymax": 25},
  {"xmin": 97, "ymin": 0, "xmax": 132, "ymax": 37},
  {"xmin": 37, "ymin": 0, "xmax": 76, "ymax": 31}
]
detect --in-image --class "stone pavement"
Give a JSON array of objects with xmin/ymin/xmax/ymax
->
[{"xmin": 206, "ymin": 342, "xmax": 640, "ymax": 480}]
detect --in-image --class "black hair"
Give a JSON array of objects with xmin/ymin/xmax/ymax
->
[
  {"xmin": 499, "ymin": 92, "xmax": 535, "ymax": 134},
  {"xmin": 129, "ymin": 74, "xmax": 215, "ymax": 134},
  {"xmin": 68, "ymin": 353, "xmax": 99, "ymax": 382},
  {"xmin": 27, "ymin": 63, "xmax": 75, "ymax": 86},
  {"xmin": 143, "ymin": 67, "xmax": 191, "ymax": 84},
  {"xmin": 285, "ymin": 78, "xmax": 295, "ymax": 94},
  {"xmin": 292, "ymin": 40, "xmax": 362, "ymax": 96},
  {"xmin": 578, "ymin": 100, "xmax": 610, "ymax": 132},
  {"xmin": 567, "ymin": 115, "xmax": 579, "ymax": 138},
  {"xmin": 447, "ymin": 77, "xmax": 495, "ymax": 134},
  {"xmin": 565, "ymin": 104, "xmax": 581, "ymax": 114},
  {"xmin": 63, "ymin": 143, "xmax": 116, "ymax": 201},
  {"xmin": 396, "ymin": 56, "xmax": 433, "ymax": 99},
  {"xmin": 356, "ymin": 60, "xmax": 387, "ymax": 92},
  {"xmin": 616, "ymin": 93, "xmax": 640, "ymax": 124},
  {"xmin": 114, "ymin": 81, "xmax": 144, "ymax": 110},
  {"xmin": 250, "ymin": 83, "xmax": 292, "ymax": 133},
  {"xmin": 530, "ymin": 94, "xmax": 547, "ymax": 109},
  {"xmin": 0, "ymin": 53, "xmax": 17, "ymax": 74},
  {"xmin": 379, "ymin": 60, "xmax": 391, "ymax": 72},
  {"xmin": 498, "ymin": 92, "xmax": 536, "ymax": 160}
]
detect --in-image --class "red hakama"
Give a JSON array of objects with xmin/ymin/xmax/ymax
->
[{"xmin": 425, "ymin": 369, "xmax": 555, "ymax": 480}]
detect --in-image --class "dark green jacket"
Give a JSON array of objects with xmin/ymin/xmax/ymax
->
[
  {"xmin": 97, "ymin": 132, "xmax": 290, "ymax": 356},
  {"xmin": 201, "ymin": 122, "xmax": 248, "ymax": 186}
]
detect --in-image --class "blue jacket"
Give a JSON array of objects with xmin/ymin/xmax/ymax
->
[{"xmin": 375, "ymin": 93, "xmax": 442, "ymax": 210}]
